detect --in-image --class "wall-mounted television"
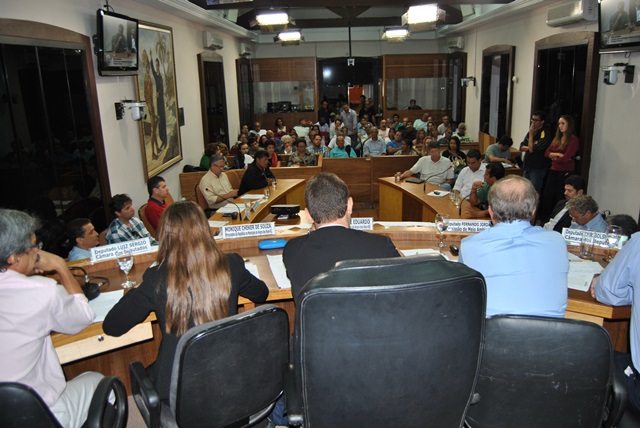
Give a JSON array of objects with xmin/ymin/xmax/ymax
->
[
  {"xmin": 599, "ymin": 0, "xmax": 640, "ymax": 53},
  {"xmin": 95, "ymin": 9, "xmax": 139, "ymax": 76}
]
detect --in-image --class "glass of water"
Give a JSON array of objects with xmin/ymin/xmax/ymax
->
[
  {"xmin": 117, "ymin": 252, "xmax": 136, "ymax": 289},
  {"xmin": 435, "ymin": 213, "xmax": 450, "ymax": 248},
  {"xmin": 603, "ymin": 225, "xmax": 622, "ymax": 262}
]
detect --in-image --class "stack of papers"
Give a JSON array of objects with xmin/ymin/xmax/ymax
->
[
  {"xmin": 568, "ymin": 261, "xmax": 603, "ymax": 292},
  {"xmin": 266, "ymin": 255, "xmax": 292, "ymax": 289},
  {"xmin": 89, "ymin": 290, "xmax": 124, "ymax": 322}
]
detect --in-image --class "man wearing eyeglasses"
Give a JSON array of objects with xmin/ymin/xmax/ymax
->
[
  {"xmin": 0, "ymin": 209, "xmax": 102, "ymax": 428},
  {"xmin": 519, "ymin": 110, "xmax": 552, "ymax": 194},
  {"xmin": 566, "ymin": 195, "xmax": 608, "ymax": 233},
  {"xmin": 106, "ymin": 194, "xmax": 158, "ymax": 245},
  {"xmin": 199, "ymin": 154, "xmax": 238, "ymax": 210}
]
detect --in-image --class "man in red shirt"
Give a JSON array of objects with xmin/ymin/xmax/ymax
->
[{"xmin": 146, "ymin": 176, "xmax": 169, "ymax": 230}]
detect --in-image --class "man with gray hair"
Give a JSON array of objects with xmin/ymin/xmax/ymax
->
[
  {"xmin": 566, "ymin": 194, "xmax": 608, "ymax": 233},
  {"xmin": 0, "ymin": 209, "xmax": 102, "ymax": 427},
  {"xmin": 199, "ymin": 154, "xmax": 238, "ymax": 210},
  {"xmin": 459, "ymin": 175, "xmax": 569, "ymax": 317}
]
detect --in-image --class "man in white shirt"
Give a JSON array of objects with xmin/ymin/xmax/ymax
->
[
  {"xmin": 199, "ymin": 155, "xmax": 238, "ymax": 209},
  {"xmin": 453, "ymin": 149, "xmax": 486, "ymax": 198},
  {"xmin": 328, "ymin": 129, "xmax": 352, "ymax": 149},
  {"xmin": 363, "ymin": 127, "xmax": 386, "ymax": 157},
  {"xmin": 400, "ymin": 140, "xmax": 454, "ymax": 190},
  {"xmin": 413, "ymin": 113, "xmax": 429, "ymax": 131}
]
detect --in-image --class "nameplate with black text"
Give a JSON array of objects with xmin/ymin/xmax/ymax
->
[
  {"xmin": 221, "ymin": 222, "xmax": 276, "ymax": 239},
  {"xmin": 447, "ymin": 220, "xmax": 492, "ymax": 233},
  {"xmin": 90, "ymin": 238, "xmax": 154, "ymax": 262},
  {"xmin": 350, "ymin": 217, "xmax": 374, "ymax": 230}
]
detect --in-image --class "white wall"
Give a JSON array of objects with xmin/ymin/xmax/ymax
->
[
  {"xmin": 460, "ymin": 6, "xmax": 640, "ymax": 218},
  {"xmin": 2, "ymin": 0, "xmax": 243, "ymax": 205}
]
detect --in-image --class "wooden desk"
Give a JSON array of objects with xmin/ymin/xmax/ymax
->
[
  {"xmin": 56, "ymin": 228, "xmax": 630, "ymax": 393},
  {"xmin": 378, "ymin": 177, "xmax": 489, "ymax": 222},
  {"xmin": 208, "ymin": 178, "xmax": 305, "ymax": 225}
]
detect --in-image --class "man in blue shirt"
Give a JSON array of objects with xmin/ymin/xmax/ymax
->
[
  {"xmin": 363, "ymin": 127, "xmax": 386, "ymax": 157},
  {"xmin": 66, "ymin": 218, "xmax": 99, "ymax": 261},
  {"xmin": 566, "ymin": 194, "xmax": 608, "ymax": 233},
  {"xmin": 459, "ymin": 175, "xmax": 568, "ymax": 317},
  {"xmin": 593, "ymin": 232, "xmax": 640, "ymax": 414}
]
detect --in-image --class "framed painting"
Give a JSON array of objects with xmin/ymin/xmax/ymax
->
[{"xmin": 135, "ymin": 21, "xmax": 182, "ymax": 180}]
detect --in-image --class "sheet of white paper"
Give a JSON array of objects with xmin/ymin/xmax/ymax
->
[
  {"xmin": 208, "ymin": 220, "xmax": 228, "ymax": 228},
  {"xmin": 241, "ymin": 194, "xmax": 265, "ymax": 200},
  {"xmin": 266, "ymin": 254, "xmax": 292, "ymax": 289},
  {"xmin": 244, "ymin": 262, "xmax": 260, "ymax": 279},
  {"xmin": 375, "ymin": 221, "xmax": 435, "ymax": 228},
  {"xmin": 567, "ymin": 261, "xmax": 603, "ymax": 292},
  {"xmin": 89, "ymin": 290, "xmax": 124, "ymax": 322},
  {"xmin": 427, "ymin": 190, "xmax": 450, "ymax": 197},
  {"xmin": 400, "ymin": 248, "xmax": 449, "ymax": 261},
  {"xmin": 568, "ymin": 252, "xmax": 582, "ymax": 261},
  {"xmin": 217, "ymin": 204, "xmax": 241, "ymax": 213}
]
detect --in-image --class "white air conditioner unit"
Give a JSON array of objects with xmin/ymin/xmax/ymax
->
[
  {"xmin": 203, "ymin": 31, "xmax": 224, "ymax": 50},
  {"xmin": 447, "ymin": 36, "xmax": 464, "ymax": 50},
  {"xmin": 239, "ymin": 42, "xmax": 253, "ymax": 57},
  {"xmin": 546, "ymin": 0, "xmax": 597, "ymax": 27}
]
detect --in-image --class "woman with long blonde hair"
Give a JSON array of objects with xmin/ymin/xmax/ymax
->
[
  {"xmin": 540, "ymin": 114, "xmax": 580, "ymax": 222},
  {"xmin": 103, "ymin": 201, "xmax": 268, "ymax": 401}
]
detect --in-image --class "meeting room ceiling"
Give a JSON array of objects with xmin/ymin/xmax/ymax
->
[{"xmin": 186, "ymin": 0, "xmax": 515, "ymax": 32}]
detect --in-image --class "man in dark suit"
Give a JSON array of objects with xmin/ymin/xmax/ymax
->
[
  {"xmin": 283, "ymin": 172, "xmax": 401, "ymax": 306},
  {"xmin": 543, "ymin": 174, "xmax": 586, "ymax": 232},
  {"xmin": 238, "ymin": 150, "xmax": 275, "ymax": 196}
]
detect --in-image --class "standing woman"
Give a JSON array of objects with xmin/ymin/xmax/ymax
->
[
  {"xmin": 540, "ymin": 114, "xmax": 580, "ymax": 222},
  {"xmin": 103, "ymin": 201, "xmax": 268, "ymax": 402}
]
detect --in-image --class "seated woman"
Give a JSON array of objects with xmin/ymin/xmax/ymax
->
[
  {"xmin": 288, "ymin": 139, "xmax": 316, "ymax": 166},
  {"xmin": 412, "ymin": 129, "xmax": 427, "ymax": 156},
  {"xmin": 274, "ymin": 117, "xmax": 287, "ymax": 138},
  {"xmin": 199, "ymin": 143, "xmax": 218, "ymax": 170},
  {"xmin": 233, "ymin": 142, "xmax": 252, "ymax": 170},
  {"xmin": 395, "ymin": 138, "xmax": 419, "ymax": 156},
  {"xmin": 442, "ymin": 135, "xmax": 467, "ymax": 176},
  {"xmin": 103, "ymin": 201, "xmax": 269, "ymax": 402},
  {"xmin": 265, "ymin": 140, "xmax": 280, "ymax": 167}
]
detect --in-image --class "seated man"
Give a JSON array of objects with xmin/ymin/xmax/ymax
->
[
  {"xmin": 453, "ymin": 149, "xmax": 485, "ymax": 198},
  {"xmin": 607, "ymin": 214, "xmax": 638, "ymax": 239},
  {"xmin": 283, "ymin": 173, "xmax": 400, "ymax": 306},
  {"xmin": 327, "ymin": 129, "xmax": 351, "ymax": 149},
  {"xmin": 459, "ymin": 175, "xmax": 568, "ymax": 317},
  {"xmin": 239, "ymin": 150, "xmax": 275, "ymax": 196},
  {"xmin": 566, "ymin": 195, "xmax": 608, "ymax": 233},
  {"xmin": 307, "ymin": 133, "xmax": 329, "ymax": 157},
  {"xmin": 592, "ymin": 231, "xmax": 640, "ymax": 414},
  {"xmin": 363, "ymin": 127, "xmax": 386, "ymax": 157},
  {"xmin": 413, "ymin": 113, "xmax": 429, "ymax": 131},
  {"xmin": 400, "ymin": 140, "xmax": 454, "ymax": 190},
  {"xmin": 543, "ymin": 175, "xmax": 586, "ymax": 232},
  {"xmin": 329, "ymin": 135, "xmax": 356, "ymax": 158},
  {"xmin": 145, "ymin": 175, "xmax": 169, "ymax": 230},
  {"xmin": 66, "ymin": 218, "xmax": 99, "ymax": 261},
  {"xmin": 0, "ymin": 209, "xmax": 102, "ymax": 428},
  {"xmin": 293, "ymin": 118, "xmax": 310, "ymax": 139},
  {"xmin": 484, "ymin": 135, "xmax": 514, "ymax": 165},
  {"xmin": 437, "ymin": 115, "xmax": 450, "ymax": 135},
  {"xmin": 453, "ymin": 122, "xmax": 472, "ymax": 143},
  {"xmin": 200, "ymin": 154, "xmax": 238, "ymax": 210},
  {"xmin": 466, "ymin": 162, "xmax": 505, "ymax": 218},
  {"xmin": 386, "ymin": 130, "xmax": 403, "ymax": 155},
  {"xmin": 106, "ymin": 194, "xmax": 158, "ymax": 245}
]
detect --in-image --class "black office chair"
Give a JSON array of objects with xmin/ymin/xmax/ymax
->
[
  {"xmin": 0, "ymin": 376, "xmax": 127, "ymax": 428},
  {"xmin": 465, "ymin": 315, "xmax": 627, "ymax": 428},
  {"xmin": 285, "ymin": 255, "xmax": 486, "ymax": 427},
  {"xmin": 129, "ymin": 304, "xmax": 289, "ymax": 428}
]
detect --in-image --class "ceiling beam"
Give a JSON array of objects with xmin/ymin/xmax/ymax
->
[{"xmin": 195, "ymin": 0, "xmax": 513, "ymax": 10}]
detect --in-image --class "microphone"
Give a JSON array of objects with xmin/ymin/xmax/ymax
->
[
  {"xmin": 421, "ymin": 165, "xmax": 453, "ymax": 192},
  {"xmin": 458, "ymin": 191, "xmax": 474, "ymax": 216},
  {"xmin": 205, "ymin": 188, "xmax": 242, "ymax": 219}
]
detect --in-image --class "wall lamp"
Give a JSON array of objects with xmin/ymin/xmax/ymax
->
[{"xmin": 115, "ymin": 100, "xmax": 146, "ymax": 121}]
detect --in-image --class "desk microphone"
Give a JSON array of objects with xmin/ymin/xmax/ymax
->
[
  {"xmin": 458, "ymin": 192, "xmax": 474, "ymax": 216},
  {"xmin": 205, "ymin": 188, "xmax": 241, "ymax": 220},
  {"xmin": 421, "ymin": 165, "xmax": 453, "ymax": 193}
]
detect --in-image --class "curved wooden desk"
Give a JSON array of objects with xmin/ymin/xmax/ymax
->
[
  {"xmin": 56, "ymin": 227, "xmax": 630, "ymax": 393},
  {"xmin": 379, "ymin": 177, "xmax": 490, "ymax": 222}
]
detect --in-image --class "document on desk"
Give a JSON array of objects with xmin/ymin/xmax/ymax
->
[
  {"xmin": 266, "ymin": 255, "xmax": 292, "ymax": 289},
  {"xmin": 217, "ymin": 204, "xmax": 241, "ymax": 213},
  {"xmin": 400, "ymin": 248, "xmax": 449, "ymax": 261},
  {"xmin": 568, "ymin": 261, "xmax": 604, "ymax": 292},
  {"xmin": 241, "ymin": 194, "xmax": 265, "ymax": 200},
  {"xmin": 89, "ymin": 290, "xmax": 124, "ymax": 322},
  {"xmin": 208, "ymin": 220, "xmax": 228, "ymax": 228},
  {"xmin": 375, "ymin": 221, "xmax": 435, "ymax": 228}
]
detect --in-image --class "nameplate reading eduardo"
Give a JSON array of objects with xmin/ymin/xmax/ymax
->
[
  {"xmin": 221, "ymin": 222, "xmax": 276, "ymax": 239},
  {"xmin": 90, "ymin": 238, "xmax": 153, "ymax": 262},
  {"xmin": 350, "ymin": 217, "xmax": 374, "ymax": 231}
]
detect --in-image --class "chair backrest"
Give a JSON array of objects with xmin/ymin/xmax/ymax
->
[
  {"xmin": 170, "ymin": 305, "xmax": 289, "ymax": 427},
  {"xmin": 293, "ymin": 256, "xmax": 486, "ymax": 428},
  {"xmin": 465, "ymin": 315, "xmax": 614, "ymax": 428},
  {"xmin": 194, "ymin": 181, "xmax": 209, "ymax": 212},
  {"xmin": 0, "ymin": 382, "xmax": 62, "ymax": 428},
  {"xmin": 138, "ymin": 204, "xmax": 157, "ymax": 239},
  {"xmin": 98, "ymin": 229, "xmax": 107, "ymax": 246},
  {"xmin": 225, "ymin": 170, "xmax": 242, "ymax": 190}
]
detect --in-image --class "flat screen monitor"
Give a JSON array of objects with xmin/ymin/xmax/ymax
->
[
  {"xmin": 96, "ymin": 9, "xmax": 139, "ymax": 76},
  {"xmin": 599, "ymin": 0, "xmax": 640, "ymax": 53}
]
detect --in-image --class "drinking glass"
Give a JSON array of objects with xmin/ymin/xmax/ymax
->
[
  {"xmin": 449, "ymin": 191, "xmax": 456, "ymax": 203},
  {"xmin": 117, "ymin": 252, "xmax": 136, "ymax": 288},
  {"xmin": 435, "ymin": 213, "xmax": 450, "ymax": 248},
  {"xmin": 453, "ymin": 192, "xmax": 461, "ymax": 209},
  {"xmin": 603, "ymin": 225, "xmax": 622, "ymax": 262},
  {"xmin": 579, "ymin": 235, "xmax": 594, "ymax": 260}
]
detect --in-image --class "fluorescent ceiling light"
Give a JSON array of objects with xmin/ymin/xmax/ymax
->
[
  {"xmin": 256, "ymin": 12, "xmax": 289, "ymax": 26},
  {"xmin": 383, "ymin": 28, "xmax": 409, "ymax": 40},
  {"xmin": 403, "ymin": 4, "xmax": 445, "ymax": 25},
  {"xmin": 276, "ymin": 30, "xmax": 302, "ymax": 42}
]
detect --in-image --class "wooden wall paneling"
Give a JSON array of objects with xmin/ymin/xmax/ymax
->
[{"xmin": 322, "ymin": 158, "xmax": 372, "ymax": 203}]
